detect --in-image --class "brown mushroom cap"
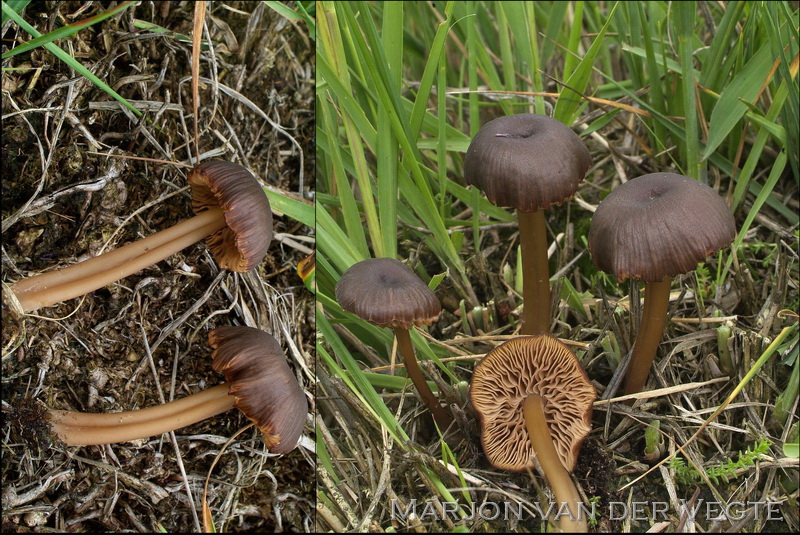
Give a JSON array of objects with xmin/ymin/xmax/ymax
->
[
  {"xmin": 470, "ymin": 334, "xmax": 595, "ymax": 472},
  {"xmin": 335, "ymin": 258, "xmax": 442, "ymax": 329},
  {"xmin": 464, "ymin": 114, "xmax": 592, "ymax": 212},
  {"xmin": 188, "ymin": 161, "xmax": 273, "ymax": 272},
  {"xmin": 209, "ymin": 326, "xmax": 307, "ymax": 454},
  {"xmin": 588, "ymin": 173, "xmax": 736, "ymax": 282}
]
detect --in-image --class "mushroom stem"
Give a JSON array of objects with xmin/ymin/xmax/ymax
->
[
  {"xmin": 623, "ymin": 277, "xmax": 672, "ymax": 397},
  {"xmin": 393, "ymin": 327, "xmax": 453, "ymax": 430},
  {"xmin": 518, "ymin": 210, "xmax": 551, "ymax": 335},
  {"xmin": 10, "ymin": 208, "xmax": 227, "ymax": 313},
  {"xmin": 522, "ymin": 394, "xmax": 587, "ymax": 532},
  {"xmin": 48, "ymin": 383, "xmax": 234, "ymax": 446}
]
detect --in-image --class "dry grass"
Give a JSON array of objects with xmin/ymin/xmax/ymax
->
[{"xmin": 2, "ymin": 2, "xmax": 315, "ymax": 532}]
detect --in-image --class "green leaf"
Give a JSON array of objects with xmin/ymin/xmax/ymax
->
[
  {"xmin": 733, "ymin": 150, "xmax": 787, "ymax": 252},
  {"xmin": 1, "ymin": 0, "xmax": 30, "ymax": 27},
  {"xmin": 2, "ymin": 1, "xmax": 137, "ymax": 60},
  {"xmin": 317, "ymin": 203, "xmax": 363, "ymax": 274},
  {"xmin": 553, "ymin": 1, "xmax": 619, "ymax": 125},
  {"xmin": 674, "ymin": 1, "xmax": 699, "ymax": 179},
  {"xmin": 263, "ymin": 189, "xmax": 314, "ymax": 229},
  {"xmin": 409, "ymin": 2, "xmax": 454, "ymax": 138},
  {"xmin": 621, "ymin": 43, "xmax": 683, "ymax": 75},
  {"xmin": 133, "ymin": 19, "xmax": 202, "ymax": 46},
  {"xmin": 317, "ymin": 311, "xmax": 410, "ymax": 445},
  {"xmin": 318, "ymin": 92, "xmax": 370, "ymax": 259},
  {"xmin": 428, "ymin": 271, "xmax": 446, "ymax": 291},
  {"xmin": 644, "ymin": 420, "xmax": 662, "ymax": 456},
  {"xmin": 264, "ymin": 1, "xmax": 304, "ymax": 21},
  {"xmin": 1, "ymin": 1, "xmax": 141, "ymax": 116},
  {"xmin": 702, "ymin": 44, "xmax": 776, "ymax": 160}
]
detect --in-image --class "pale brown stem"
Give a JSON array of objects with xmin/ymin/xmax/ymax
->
[
  {"xmin": 518, "ymin": 210, "xmax": 551, "ymax": 335},
  {"xmin": 48, "ymin": 383, "xmax": 234, "ymax": 446},
  {"xmin": 394, "ymin": 328, "xmax": 453, "ymax": 431},
  {"xmin": 623, "ymin": 277, "xmax": 672, "ymax": 397},
  {"xmin": 523, "ymin": 395, "xmax": 587, "ymax": 532},
  {"xmin": 10, "ymin": 208, "xmax": 227, "ymax": 313}
]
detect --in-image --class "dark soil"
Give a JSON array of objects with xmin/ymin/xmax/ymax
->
[{"xmin": 2, "ymin": 2, "xmax": 315, "ymax": 532}]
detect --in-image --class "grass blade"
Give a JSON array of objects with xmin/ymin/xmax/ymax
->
[
  {"xmin": 553, "ymin": 1, "xmax": 619, "ymax": 125},
  {"xmin": 2, "ymin": 1, "xmax": 137, "ymax": 60},
  {"xmin": 702, "ymin": 44, "xmax": 775, "ymax": 161},
  {"xmin": 2, "ymin": 2, "xmax": 141, "ymax": 116}
]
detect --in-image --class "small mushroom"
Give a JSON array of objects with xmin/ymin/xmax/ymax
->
[
  {"xmin": 465, "ymin": 114, "xmax": 591, "ymax": 334},
  {"xmin": 335, "ymin": 257, "xmax": 452, "ymax": 430},
  {"xmin": 588, "ymin": 172, "xmax": 736, "ymax": 397},
  {"xmin": 47, "ymin": 326, "xmax": 306, "ymax": 453},
  {"xmin": 9, "ymin": 161, "xmax": 272, "ymax": 313},
  {"xmin": 470, "ymin": 334, "xmax": 595, "ymax": 532}
]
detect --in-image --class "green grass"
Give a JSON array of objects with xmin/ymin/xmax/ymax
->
[
  {"xmin": 316, "ymin": 1, "xmax": 798, "ymax": 532},
  {"xmin": 2, "ymin": 0, "xmax": 314, "ymax": 231},
  {"xmin": 2, "ymin": 0, "xmax": 142, "ymax": 116}
]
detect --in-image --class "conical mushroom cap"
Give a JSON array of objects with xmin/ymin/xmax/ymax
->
[
  {"xmin": 465, "ymin": 114, "xmax": 591, "ymax": 212},
  {"xmin": 335, "ymin": 258, "xmax": 441, "ymax": 330},
  {"xmin": 588, "ymin": 173, "xmax": 736, "ymax": 282},
  {"xmin": 470, "ymin": 334, "xmax": 595, "ymax": 472},
  {"xmin": 209, "ymin": 326, "xmax": 307, "ymax": 454}
]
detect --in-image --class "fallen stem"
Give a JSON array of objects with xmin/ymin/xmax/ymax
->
[
  {"xmin": 48, "ymin": 383, "xmax": 234, "ymax": 446},
  {"xmin": 11, "ymin": 208, "xmax": 226, "ymax": 312}
]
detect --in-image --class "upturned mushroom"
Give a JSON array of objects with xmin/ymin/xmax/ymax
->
[
  {"xmin": 335, "ymin": 257, "xmax": 453, "ymax": 430},
  {"xmin": 588, "ymin": 172, "xmax": 736, "ymax": 397},
  {"xmin": 465, "ymin": 114, "xmax": 591, "ymax": 335},
  {"xmin": 47, "ymin": 326, "xmax": 307, "ymax": 453},
  {"xmin": 470, "ymin": 334, "xmax": 595, "ymax": 532},
  {"xmin": 8, "ymin": 161, "xmax": 272, "ymax": 314}
]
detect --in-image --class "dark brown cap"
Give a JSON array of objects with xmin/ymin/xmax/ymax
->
[
  {"xmin": 588, "ymin": 173, "xmax": 736, "ymax": 282},
  {"xmin": 335, "ymin": 258, "xmax": 442, "ymax": 330},
  {"xmin": 188, "ymin": 161, "xmax": 273, "ymax": 272},
  {"xmin": 464, "ymin": 114, "xmax": 591, "ymax": 212},
  {"xmin": 209, "ymin": 326, "xmax": 307, "ymax": 454},
  {"xmin": 470, "ymin": 334, "xmax": 595, "ymax": 472}
]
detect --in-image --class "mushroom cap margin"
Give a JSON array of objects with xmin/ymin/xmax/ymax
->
[
  {"xmin": 209, "ymin": 326, "xmax": 307, "ymax": 454},
  {"xmin": 335, "ymin": 257, "xmax": 442, "ymax": 330},
  {"xmin": 189, "ymin": 161, "xmax": 273, "ymax": 272},
  {"xmin": 588, "ymin": 172, "xmax": 736, "ymax": 282},
  {"xmin": 464, "ymin": 114, "xmax": 592, "ymax": 212}
]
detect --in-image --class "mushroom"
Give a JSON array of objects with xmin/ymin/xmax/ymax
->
[
  {"xmin": 465, "ymin": 114, "xmax": 591, "ymax": 335},
  {"xmin": 588, "ymin": 172, "xmax": 736, "ymax": 397},
  {"xmin": 335, "ymin": 257, "xmax": 453, "ymax": 430},
  {"xmin": 8, "ymin": 161, "xmax": 272, "ymax": 313},
  {"xmin": 47, "ymin": 326, "xmax": 307, "ymax": 453},
  {"xmin": 470, "ymin": 334, "xmax": 595, "ymax": 532}
]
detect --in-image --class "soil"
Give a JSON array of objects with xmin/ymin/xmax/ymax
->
[{"xmin": 2, "ymin": 2, "xmax": 315, "ymax": 533}]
